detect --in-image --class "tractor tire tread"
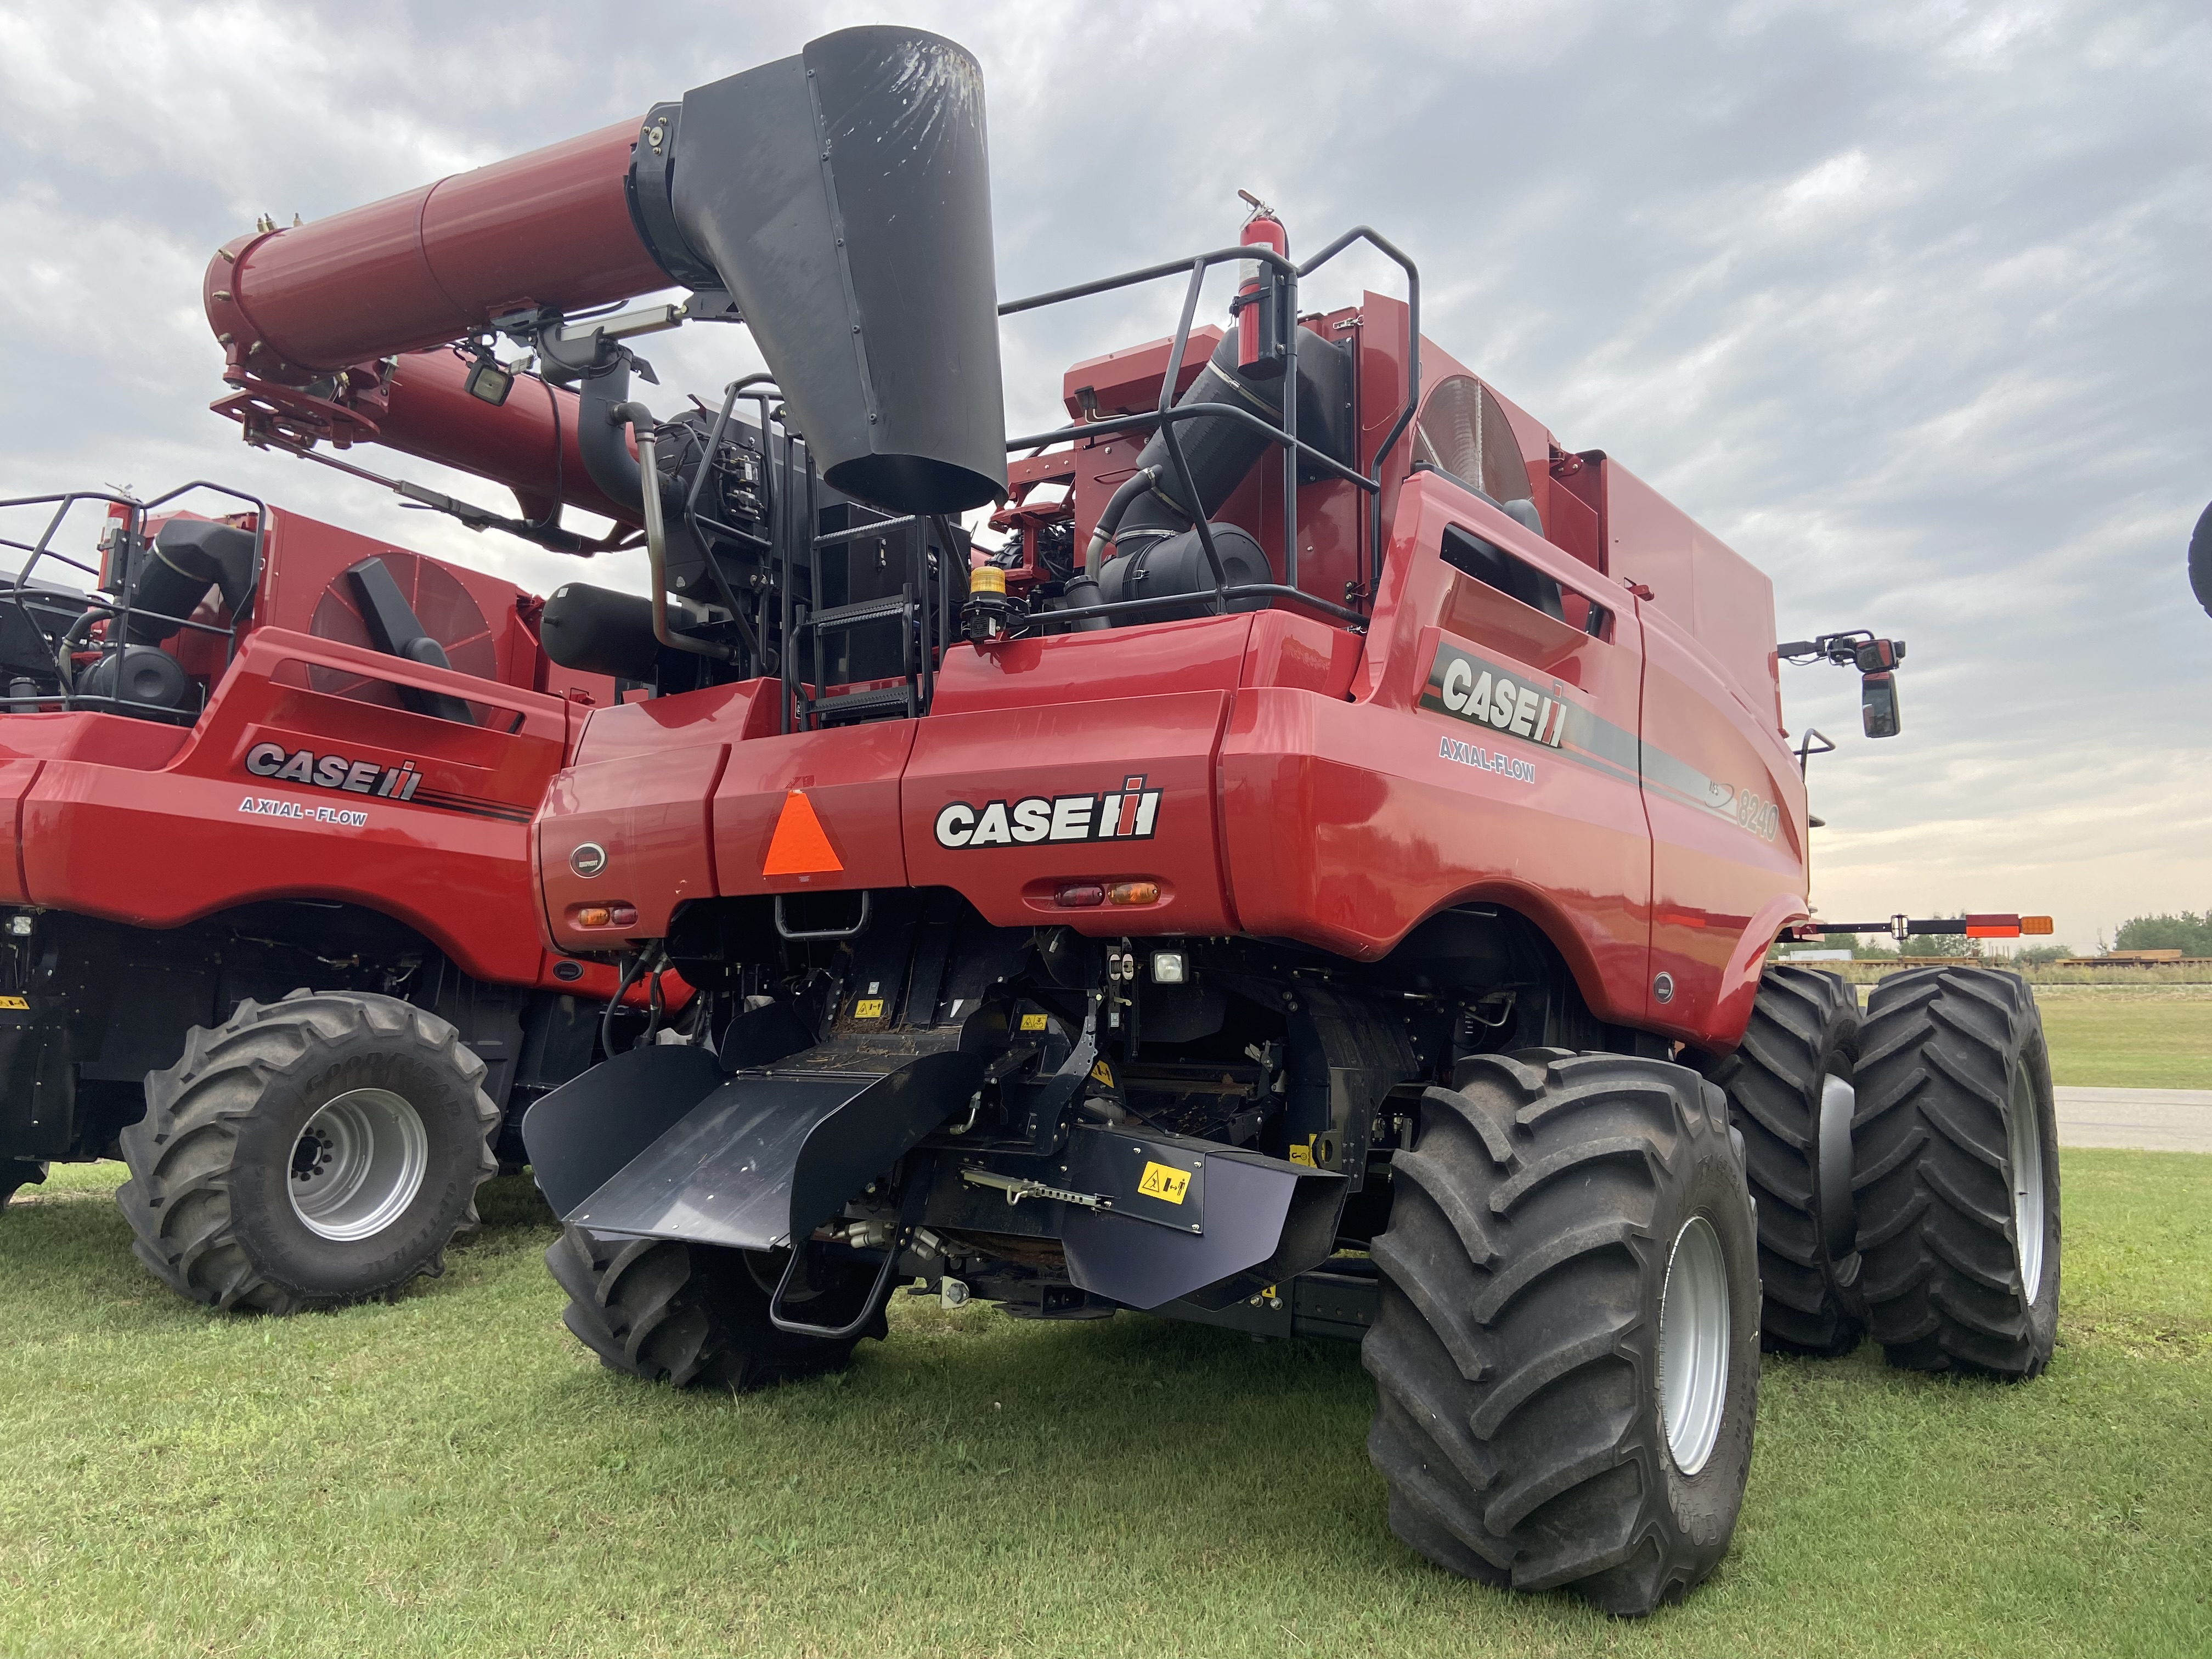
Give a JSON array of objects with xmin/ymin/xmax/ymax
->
[
  {"xmin": 548, "ymin": 1224, "xmax": 872, "ymax": 1392},
  {"xmin": 115, "ymin": 990, "xmax": 496, "ymax": 1313},
  {"xmin": 1364, "ymin": 1049, "xmax": 1758, "ymax": 1616},
  {"xmin": 1852, "ymin": 966, "xmax": 2058, "ymax": 1379}
]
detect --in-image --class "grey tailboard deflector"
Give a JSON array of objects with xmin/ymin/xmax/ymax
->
[
  {"xmin": 1061, "ymin": 1145, "xmax": 1344, "ymax": 1312},
  {"xmin": 521, "ymin": 1043, "xmax": 727, "ymax": 1219},
  {"xmin": 566, "ymin": 1048, "xmax": 987, "ymax": 1251}
]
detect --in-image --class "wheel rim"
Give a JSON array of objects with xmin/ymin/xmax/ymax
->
[
  {"xmin": 1657, "ymin": 1215, "xmax": 1731, "ymax": 1477},
  {"xmin": 1816, "ymin": 1071, "xmax": 1859, "ymax": 1264},
  {"xmin": 288, "ymin": 1087, "xmax": 429, "ymax": 1242},
  {"xmin": 2007, "ymin": 1063, "xmax": 2046, "ymax": 1302}
]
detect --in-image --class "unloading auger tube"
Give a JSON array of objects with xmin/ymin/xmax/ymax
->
[{"xmin": 205, "ymin": 25, "xmax": 1009, "ymax": 521}]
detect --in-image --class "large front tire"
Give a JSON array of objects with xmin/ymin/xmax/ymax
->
[
  {"xmin": 546, "ymin": 1225, "xmax": 882, "ymax": 1390},
  {"xmin": 1852, "ymin": 967, "xmax": 2059, "ymax": 1378},
  {"xmin": 116, "ymin": 991, "xmax": 499, "ymax": 1313},
  {"xmin": 1704, "ymin": 966, "xmax": 1867, "ymax": 1355},
  {"xmin": 1363, "ymin": 1050, "xmax": 1761, "ymax": 1615}
]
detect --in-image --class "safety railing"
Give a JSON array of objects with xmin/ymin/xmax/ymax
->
[
  {"xmin": 0, "ymin": 481, "xmax": 267, "ymax": 722},
  {"xmin": 996, "ymin": 225, "xmax": 1421, "ymax": 631}
]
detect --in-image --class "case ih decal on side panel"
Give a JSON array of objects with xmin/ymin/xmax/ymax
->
[
  {"xmin": 933, "ymin": 777, "xmax": 1163, "ymax": 848},
  {"xmin": 1420, "ymin": 641, "xmax": 1571, "ymax": 749},
  {"xmin": 245, "ymin": 741, "xmax": 424, "ymax": 800},
  {"xmin": 1420, "ymin": 637, "xmax": 1784, "ymax": 845},
  {"xmin": 239, "ymin": 740, "xmax": 534, "ymax": 825}
]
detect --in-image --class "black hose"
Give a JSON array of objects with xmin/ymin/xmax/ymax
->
[
  {"xmin": 569, "ymin": 353, "xmax": 647, "ymax": 514},
  {"xmin": 600, "ymin": 951, "xmax": 648, "ymax": 1058},
  {"xmin": 1082, "ymin": 467, "xmax": 1160, "ymax": 579}
]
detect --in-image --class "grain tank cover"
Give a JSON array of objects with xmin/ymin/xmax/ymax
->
[{"xmin": 670, "ymin": 26, "xmax": 1007, "ymax": 515}]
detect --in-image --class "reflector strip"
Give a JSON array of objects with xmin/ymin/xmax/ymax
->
[{"xmin": 762, "ymin": 789, "xmax": 844, "ymax": 875}]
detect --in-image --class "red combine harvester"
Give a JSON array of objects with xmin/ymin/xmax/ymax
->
[
  {"xmin": 0, "ymin": 481, "xmax": 662, "ymax": 1311},
  {"xmin": 194, "ymin": 27, "xmax": 2063, "ymax": 1612}
]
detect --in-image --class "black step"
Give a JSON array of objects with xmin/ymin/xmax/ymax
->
[
  {"xmin": 800, "ymin": 594, "xmax": 913, "ymax": 632},
  {"xmin": 812, "ymin": 682, "xmax": 915, "ymax": 722}
]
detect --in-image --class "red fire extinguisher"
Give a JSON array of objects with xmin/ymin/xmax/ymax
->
[{"xmin": 1234, "ymin": 189, "xmax": 1289, "ymax": 382}]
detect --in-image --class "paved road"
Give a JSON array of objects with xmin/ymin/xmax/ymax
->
[{"xmin": 2054, "ymin": 1086, "xmax": 2212, "ymax": 1152}]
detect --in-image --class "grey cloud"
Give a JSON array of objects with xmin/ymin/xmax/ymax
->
[{"xmin": 2, "ymin": 0, "xmax": 2204, "ymax": 944}]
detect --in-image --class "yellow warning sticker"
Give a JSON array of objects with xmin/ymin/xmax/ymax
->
[
  {"xmin": 854, "ymin": 998, "xmax": 885, "ymax": 1019},
  {"xmin": 1089, "ymin": 1058, "xmax": 1115, "ymax": 1086},
  {"xmin": 0, "ymin": 996, "xmax": 24, "ymax": 1011},
  {"xmin": 1287, "ymin": 1139, "xmax": 1317, "ymax": 1168},
  {"xmin": 1019, "ymin": 1012, "xmax": 1048, "ymax": 1032},
  {"xmin": 1138, "ymin": 1161, "xmax": 1191, "ymax": 1204}
]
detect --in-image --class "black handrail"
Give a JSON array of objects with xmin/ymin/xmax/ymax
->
[{"xmin": 0, "ymin": 481, "xmax": 268, "ymax": 719}]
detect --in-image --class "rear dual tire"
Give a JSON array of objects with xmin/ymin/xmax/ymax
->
[
  {"xmin": 1852, "ymin": 967, "xmax": 2059, "ymax": 1378},
  {"xmin": 1705, "ymin": 966, "xmax": 1867, "ymax": 1355},
  {"xmin": 1363, "ymin": 1050, "xmax": 1760, "ymax": 1615}
]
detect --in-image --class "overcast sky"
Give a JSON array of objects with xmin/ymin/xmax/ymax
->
[{"xmin": 2, "ymin": 0, "xmax": 2205, "ymax": 950}]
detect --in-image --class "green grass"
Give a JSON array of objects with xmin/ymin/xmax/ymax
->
[
  {"xmin": 1835, "ymin": 980, "xmax": 2212, "ymax": 1091},
  {"xmin": 2034, "ymin": 988, "xmax": 2212, "ymax": 1090},
  {"xmin": 0, "ymin": 1155, "xmax": 2207, "ymax": 1658}
]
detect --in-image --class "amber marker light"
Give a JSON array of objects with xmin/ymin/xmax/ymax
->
[{"xmin": 1105, "ymin": 881, "xmax": 1160, "ymax": 906}]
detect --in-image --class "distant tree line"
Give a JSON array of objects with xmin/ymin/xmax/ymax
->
[{"xmin": 2113, "ymin": 911, "xmax": 2212, "ymax": 956}]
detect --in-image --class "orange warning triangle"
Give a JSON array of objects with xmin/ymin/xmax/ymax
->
[{"xmin": 762, "ymin": 789, "xmax": 844, "ymax": 876}]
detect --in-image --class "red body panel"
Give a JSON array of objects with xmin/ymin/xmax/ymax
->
[
  {"xmin": 1636, "ymin": 610, "xmax": 1809, "ymax": 1039},
  {"xmin": 1221, "ymin": 474, "xmax": 1653, "ymax": 1018},
  {"xmin": 12, "ymin": 628, "xmax": 567, "ymax": 989},
  {"xmin": 905, "ymin": 691, "xmax": 1237, "ymax": 934},
  {"xmin": 717, "ymin": 721, "xmax": 918, "ymax": 898},
  {"xmin": 527, "ymin": 319, "xmax": 1810, "ymax": 1054}
]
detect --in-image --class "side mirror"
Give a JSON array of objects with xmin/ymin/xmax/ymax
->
[{"xmin": 1861, "ymin": 669, "xmax": 1902, "ymax": 738}]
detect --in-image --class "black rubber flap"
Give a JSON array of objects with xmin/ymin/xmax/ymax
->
[
  {"xmin": 671, "ymin": 26, "xmax": 1007, "ymax": 514},
  {"xmin": 1060, "ymin": 1139, "xmax": 1344, "ymax": 1312},
  {"xmin": 557, "ymin": 1048, "xmax": 986, "ymax": 1250}
]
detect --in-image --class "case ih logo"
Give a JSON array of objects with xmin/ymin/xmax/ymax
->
[
  {"xmin": 1421, "ymin": 642, "xmax": 1571, "ymax": 749},
  {"xmin": 934, "ymin": 776, "xmax": 1161, "ymax": 849},
  {"xmin": 245, "ymin": 742, "xmax": 423, "ymax": 800}
]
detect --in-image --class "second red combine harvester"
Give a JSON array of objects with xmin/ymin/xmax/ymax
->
[
  {"xmin": 199, "ymin": 26, "xmax": 2063, "ymax": 1613},
  {"xmin": 0, "ymin": 482, "xmax": 659, "ymax": 1312}
]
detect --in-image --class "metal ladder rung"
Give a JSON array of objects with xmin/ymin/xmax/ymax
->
[
  {"xmin": 812, "ymin": 683, "xmax": 915, "ymax": 721},
  {"xmin": 799, "ymin": 593, "xmax": 915, "ymax": 632}
]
